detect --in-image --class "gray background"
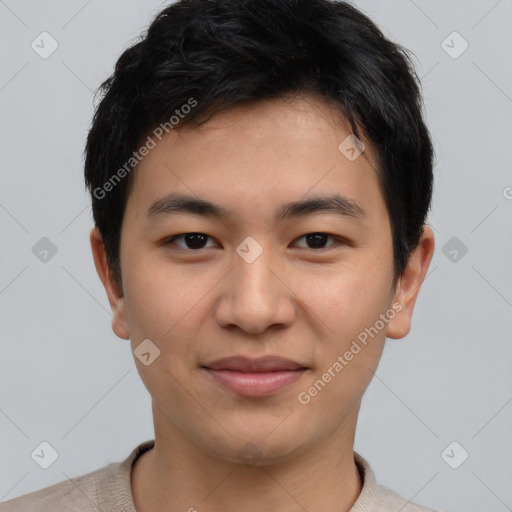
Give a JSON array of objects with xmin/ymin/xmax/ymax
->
[{"xmin": 1, "ymin": 1, "xmax": 511, "ymax": 511}]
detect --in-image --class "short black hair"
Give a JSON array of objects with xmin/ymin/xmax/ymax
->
[{"xmin": 84, "ymin": 0, "xmax": 434, "ymax": 291}]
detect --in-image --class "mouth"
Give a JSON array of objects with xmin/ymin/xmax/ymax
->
[{"xmin": 201, "ymin": 355, "xmax": 309, "ymax": 398}]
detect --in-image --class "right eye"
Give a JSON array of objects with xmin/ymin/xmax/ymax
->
[{"xmin": 164, "ymin": 233, "xmax": 219, "ymax": 251}]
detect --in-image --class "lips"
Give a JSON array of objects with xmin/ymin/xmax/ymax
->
[
  {"xmin": 202, "ymin": 356, "xmax": 308, "ymax": 397},
  {"xmin": 204, "ymin": 355, "xmax": 305, "ymax": 372}
]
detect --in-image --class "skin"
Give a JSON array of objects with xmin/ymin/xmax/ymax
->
[{"xmin": 90, "ymin": 94, "xmax": 434, "ymax": 512}]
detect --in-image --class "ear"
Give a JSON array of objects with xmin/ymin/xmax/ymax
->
[
  {"xmin": 89, "ymin": 227, "xmax": 130, "ymax": 340},
  {"xmin": 386, "ymin": 225, "xmax": 435, "ymax": 339}
]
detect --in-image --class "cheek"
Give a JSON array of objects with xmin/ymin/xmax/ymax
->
[
  {"xmin": 122, "ymin": 267, "xmax": 202, "ymax": 407},
  {"xmin": 122, "ymin": 258, "xmax": 215, "ymax": 366},
  {"xmin": 312, "ymin": 261, "xmax": 392, "ymax": 396},
  {"xmin": 121, "ymin": 248, "xmax": 193, "ymax": 334},
  {"xmin": 300, "ymin": 262, "xmax": 393, "ymax": 345},
  {"xmin": 298, "ymin": 270, "xmax": 390, "ymax": 409}
]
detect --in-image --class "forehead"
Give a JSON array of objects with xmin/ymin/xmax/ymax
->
[{"xmin": 124, "ymin": 95, "xmax": 386, "ymax": 228}]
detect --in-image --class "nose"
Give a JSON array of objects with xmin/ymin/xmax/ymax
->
[{"xmin": 213, "ymin": 247, "xmax": 297, "ymax": 335}]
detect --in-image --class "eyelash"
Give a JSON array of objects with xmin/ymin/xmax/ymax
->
[{"xmin": 164, "ymin": 232, "xmax": 348, "ymax": 251}]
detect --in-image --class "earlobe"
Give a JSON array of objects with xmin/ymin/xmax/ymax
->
[
  {"xmin": 89, "ymin": 227, "xmax": 130, "ymax": 340},
  {"xmin": 386, "ymin": 225, "xmax": 435, "ymax": 340}
]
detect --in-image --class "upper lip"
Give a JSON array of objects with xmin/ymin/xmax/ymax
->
[{"xmin": 203, "ymin": 356, "xmax": 306, "ymax": 372}]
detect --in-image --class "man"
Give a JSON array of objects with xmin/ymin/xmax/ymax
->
[{"xmin": 2, "ymin": 0, "xmax": 437, "ymax": 510}]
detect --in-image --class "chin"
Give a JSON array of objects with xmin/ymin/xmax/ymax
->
[{"xmin": 197, "ymin": 423, "xmax": 312, "ymax": 467}]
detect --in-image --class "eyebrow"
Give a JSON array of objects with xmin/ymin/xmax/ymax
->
[{"xmin": 146, "ymin": 193, "xmax": 366, "ymax": 223}]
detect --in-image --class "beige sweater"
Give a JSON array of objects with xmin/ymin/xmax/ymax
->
[{"xmin": 1, "ymin": 440, "xmax": 439, "ymax": 511}]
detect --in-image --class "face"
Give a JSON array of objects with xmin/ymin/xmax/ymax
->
[{"xmin": 91, "ymin": 94, "xmax": 432, "ymax": 465}]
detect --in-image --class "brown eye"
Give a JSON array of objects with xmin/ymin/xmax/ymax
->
[
  {"xmin": 166, "ymin": 233, "xmax": 217, "ymax": 250},
  {"xmin": 294, "ymin": 233, "xmax": 340, "ymax": 250}
]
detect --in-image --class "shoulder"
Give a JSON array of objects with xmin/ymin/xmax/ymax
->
[
  {"xmin": 352, "ymin": 452, "xmax": 440, "ymax": 512},
  {"xmin": 0, "ymin": 440, "xmax": 154, "ymax": 512},
  {"xmin": 0, "ymin": 463, "xmax": 119, "ymax": 512},
  {"xmin": 372, "ymin": 484, "xmax": 439, "ymax": 512}
]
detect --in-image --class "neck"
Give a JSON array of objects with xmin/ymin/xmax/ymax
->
[{"xmin": 132, "ymin": 403, "xmax": 363, "ymax": 512}]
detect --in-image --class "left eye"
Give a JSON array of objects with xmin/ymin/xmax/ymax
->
[
  {"xmin": 164, "ymin": 232, "xmax": 342, "ymax": 251},
  {"xmin": 294, "ymin": 233, "xmax": 339, "ymax": 250}
]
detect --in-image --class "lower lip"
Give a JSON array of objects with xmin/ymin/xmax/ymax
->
[{"xmin": 203, "ymin": 368, "xmax": 307, "ymax": 397}]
